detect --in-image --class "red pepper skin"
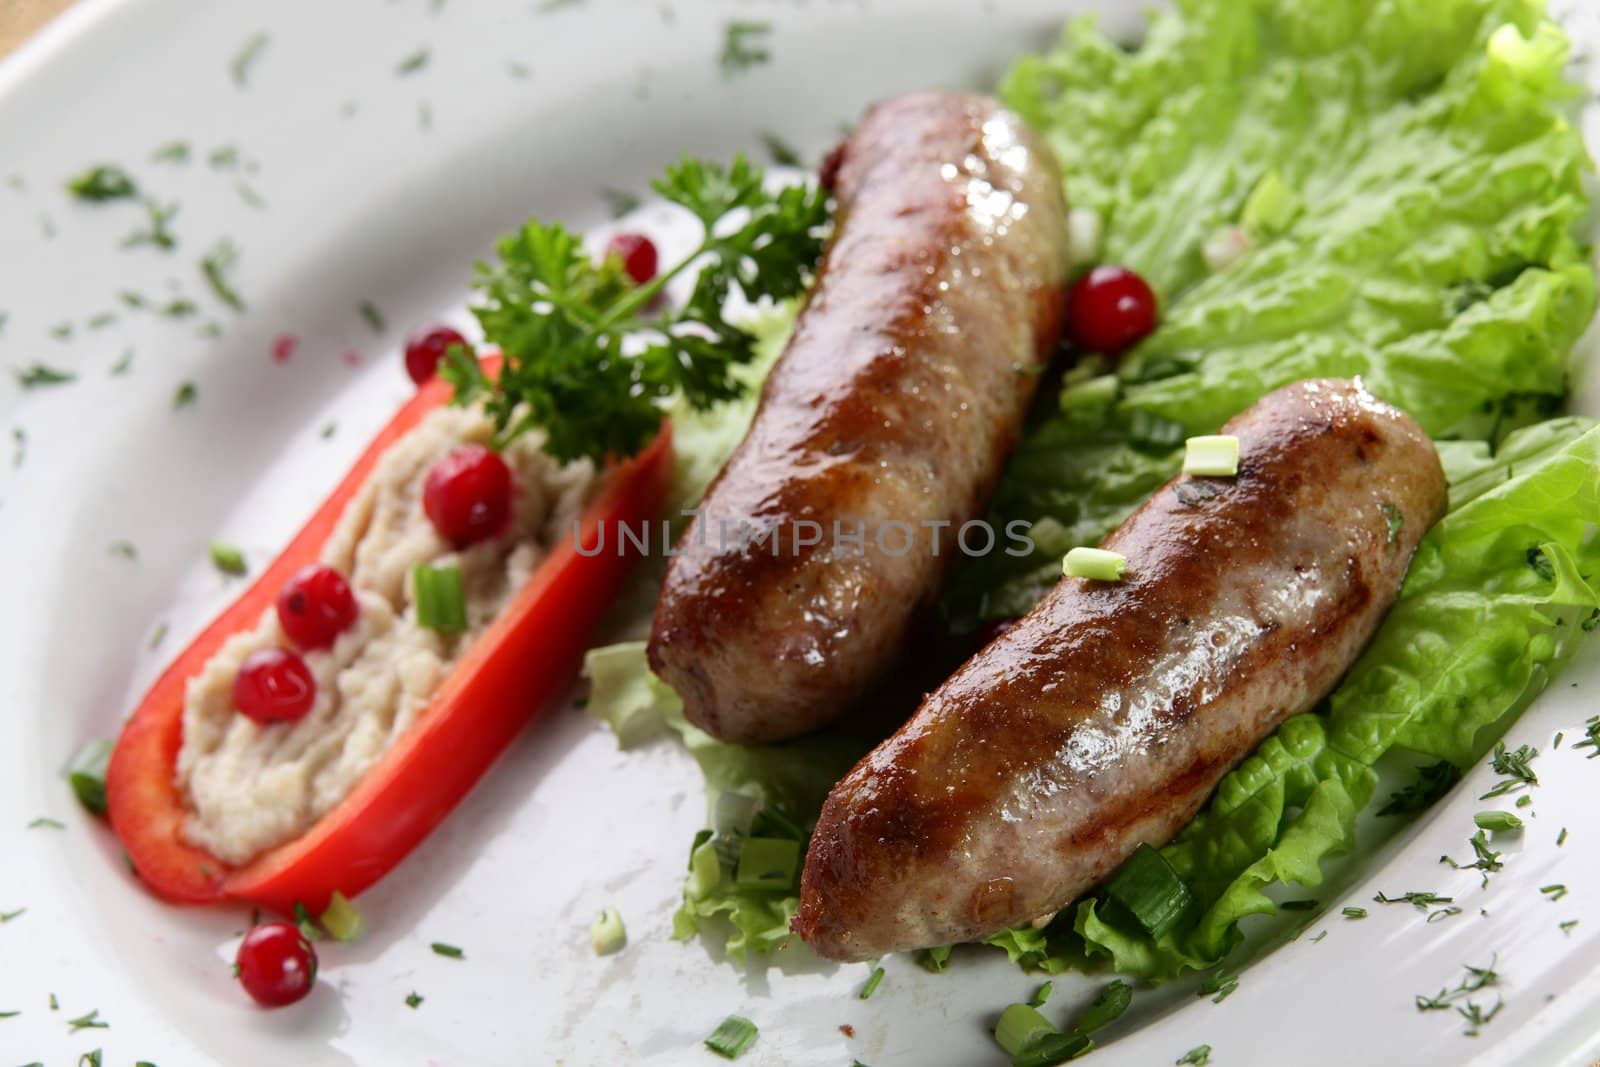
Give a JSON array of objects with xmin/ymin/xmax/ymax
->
[{"xmin": 106, "ymin": 362, "xmax": 673, "ymax": 914}]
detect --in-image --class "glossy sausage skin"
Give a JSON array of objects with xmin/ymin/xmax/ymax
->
[
  {"xmin": 648, "ymin": 92, "xmax": 1072, "ymax": 744},
  {"xmin": 794, "ymin": 379, "xmax": 1448, "ymax": 960}
]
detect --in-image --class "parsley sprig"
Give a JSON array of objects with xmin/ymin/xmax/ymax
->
[{"xmin": 445, "ymin": 155, "xmax": 830, "ymax": 462}]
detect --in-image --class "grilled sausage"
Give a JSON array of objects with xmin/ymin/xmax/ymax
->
[
  {"xmin": 647, "ymin": 92, "xmax": 1072, "ymax": 744},
  {"xmin": 793, "ymin": 378, "xmax": 1447, "ymax": 960}
]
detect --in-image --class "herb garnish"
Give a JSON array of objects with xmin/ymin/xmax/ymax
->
[
  {"xmin": 445, "ymin": 154, "xmax": 829, "ymax": 462},
  {"xmin": 209, "ymin": 541, "xmax": 247, "ymax": 576},
  {"xmin": 173, "ymin": 381, "xmax": 197, "ymax": 409},
  {"xmin": 0, "ymin": 908, "xmax": 24, "ymax": 923},
  {"xmin": 397, "ymin": 49, "xmax": 431, "ymax": 76},
  {"xmin": 1029, "ymin": 981, "xmax": 1053, "ymax": 1007},
  {"xmin": 122, "ymin": 200, "xmax": 179, "ymax": 251},
  {"xmin": 1198, "ymin": 968, "xmax": 1238, "ymax": 1004},
  {"xmin": 1375, "ymin": 890, "xmax": 1454, "ymax": 910},
  {"xmin": 14, "ymin": 364, "xmax": 75, "ymax": 390},
  {"xmin": 1558, "ymin": 827, "xmax": 1569, "ymax": 846},
  {"xmin": 915, "ymin": 945, "xmax": 952, "ymax": 973},
  {"xmin": 720, "ymin": 20, "xmax": 772, "ymax": 76},
  {"xmin": 1561, "ymin": 919, "xmax": 1579, "ymax": 935},
  {"xmin": 1479, "ymin": 742, "xmax": 1538, "ymax": 799},
  {"xmin": 598, "ymin": 186, "xmax": 640, "ymax": 218},
  {"xmin": 430, "ymin": 941, "xmax": 464, "ymax": 959},
  {"xmin": 858, "ymin": 966, "xmax": 884, "ymax": 1000},
  {"xmin": 1416, "ymin": 957, "xmax": 1498, "ymax": 1012},
  {"xmin": 28, "ymin": 817, "xmax": 64, "ymax": 830},
  {"xmin": 108, "ymin": 541, "xmax": 137, "ymax": 560},
  {"xmin": 200, "ymin": 240, "xmax": 245, "ymax": 311},
  {"xmin": 67, "ymin": 1008, "xmax": 109, "ymax": 1032},
  {"xmin": 359, "ymin": 301, "xmax": 385, "ymax": 333},
  {"xmin": 230, "ymin": 32, "xmax": 270, "ymax": 88},
  {"xmin": 1379, "ymin": 760, "xmax": 1462, "ymax": 816},
  {"xmin": 1440, "ymin": 830, "xmax": 1503, "ymax": 887},
  {"xmin": 152, "ymin": 142, "xmax": 190, "ymax": 164},
  {"xmin": 405, "ymin": 991, "xmax": 423, "ymax": 1008},
  {"xmin": 66, "ymin": 165, "xmax": 138, "ymax": 202},
  {"xmin": 111, "ymin": 349, "xmax": 134, "ymax": 376},
  {"xmin": 1541, "ymin": 884, "xmax": 1567, "ymax": 901},
  {"xmin": 1176, "ymin": 1046, "xmax": 1212, "ymax": 1066},
  {"xmin": 1572, "ymin": 715, "xmax": 1600, "ymax": 758},
  {"xmin": 759, "ymin": 131, "xmax": 803, "ymax": 167},
  {"xmin": 11, "ymin": 427, "xmax": 26, "ymax": 468}
]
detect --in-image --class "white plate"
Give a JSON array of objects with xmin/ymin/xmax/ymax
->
[{"xmin": 4, "ymin": 1, "xmax": 1600, "ymax": 1064}]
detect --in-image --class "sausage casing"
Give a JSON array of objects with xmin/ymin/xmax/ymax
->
[
  {"xmin": 794, "ymin": 378, "xmax": 1448, "ymax": 960},
  {"xmin": 648, "ymin": 92, "xmax": 1072, "ymax": 743}
]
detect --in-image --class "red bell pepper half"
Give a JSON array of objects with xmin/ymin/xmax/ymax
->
[{"xmin": 106, "ymin": 361, "xmax": 673, "ymax": 915}]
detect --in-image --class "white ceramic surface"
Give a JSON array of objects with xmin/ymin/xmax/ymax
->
[{"xmin": 3, "ymin": 1, "xmax": 1600, "ymax": 1064}]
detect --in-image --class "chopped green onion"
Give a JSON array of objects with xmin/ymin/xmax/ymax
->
[
  {"xmin": 1101, "ymin": 843, "xmax": 1196, "ymax": 939},
  {"xmin": 320, "ymin": 891, "xmax": 363, "ymax": 942},
  {"xmin": 1181, "ymin": 435, "xmax": 1240, "ymax": 477},
  {"xmin": 1516, "ymin": 795, "xmax": 1532, "ymax": 808},
  {"xmin": 995, "ymin": 1003, "xmax": 1059, "ymax": 1057},
  {"xmin": 858, "ymin": 966, "xmax": 885, "ymax": 1000},
  {"xmin": 589, "ymin": 906, "xmax": 626, "ymax": 955},
  {"xmin": 67, "ymin": 739, "xmax": 114, "ymax": 815},
  {"xmin": 916, "ymin": 945, "xmax": 952, "ymax": 973},
  {"xmin": 1063, "ymin": 547, "xmax": 1127, "ymax": 582},
  {"xmin": 429, "ymin": 942, "xmax": 464, "ymax": 959},
  {"xmin": 686, "ymin": 838, "xmax": 723, "ymax": 900},
  {"xmin": 1474, "ymin": 811, "xmax": 1523, "ymax": 833},
  {"xmin": 1342, "ymin": 907, "xmax": 1368, "ymax": 920},
  {"xmin": 209, "ymin": 541, "xmax": 247, "ymax": 576},
  {"xmin": 412, "ymin": 563, "xmax": 468, "ymax": 633},
  {"xmin": 1071, "ymin": 980, "xmax": 1131, "ymax": 1035},
  {"xmin": 734, "ymin": 837, "xmax": 800, "ymax": 889},
  {"xmin": 1028, "ymin": 982, "xmax": 1054, "ymax": 1008},
  {"xmin": 704, "ymin": 1015, "xmax": 758, "ymax": 1059},
  {"xmin": 405, "ymin": 991, "xmax": 423, "ymax": 1009},
  {"xmin": 1176, "ymin": 1046, "xmax": 1213, "ymax": 1066},
  {"xmin": 1013, "ymin": 1031, "xmax": 1094, "ymax": 1067}
]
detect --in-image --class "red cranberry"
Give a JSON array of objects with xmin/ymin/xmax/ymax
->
[
  {"xmin": 606, "ymin": 232, "xmax": 658, "ymax": 285},
  {"xmin": 423, "ymin": 445, "xmax": 514, "ymax": 547},
  {"xmin": 277, "ymin": 565, "xmax": 358, "ymax": 651},
  {"xmin": 236, "ymin": 922, "xmax": 318, "ymax": 1008},
  {"xmin": 233, "ymin": 648, "xmax": 317, "ymax": 725},
  {"xmin": 1067, "ymin": 265, "xmax": 1158, "ymax": 357},
  {"xmin": 403, "ymin": 325, "xmax": 468, "ymax": 386}
]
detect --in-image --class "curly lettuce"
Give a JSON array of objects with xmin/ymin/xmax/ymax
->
[{"xmin": 952, "ymin": 0, "xmax": 1595, "ymax": 626}]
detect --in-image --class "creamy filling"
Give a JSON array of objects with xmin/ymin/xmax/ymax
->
[{"xmin": 175, "ymin": 405, "xmax": 597, "ymax": 866}]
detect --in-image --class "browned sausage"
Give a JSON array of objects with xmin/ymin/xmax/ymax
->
[
  {"xmin": 647, "ymin": 92, "xmax": 1072, "ymax": 744},
  {"xmin": 793, "ymin": 378, "xmax": 1447, "ymax": 960}
]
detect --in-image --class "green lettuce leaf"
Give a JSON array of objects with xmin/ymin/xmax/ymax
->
[
  {"xmin": 583, "ymin": 641, "xmax": 870, "ymax": 962},
  {"xmin": 954, "ymin": 0, "xmax": 1595, "ymax": 627}
]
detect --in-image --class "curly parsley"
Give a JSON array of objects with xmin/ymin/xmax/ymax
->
[{"xmin": 446, "ymin": 154, "xmax": 829, "ymax": 462}]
